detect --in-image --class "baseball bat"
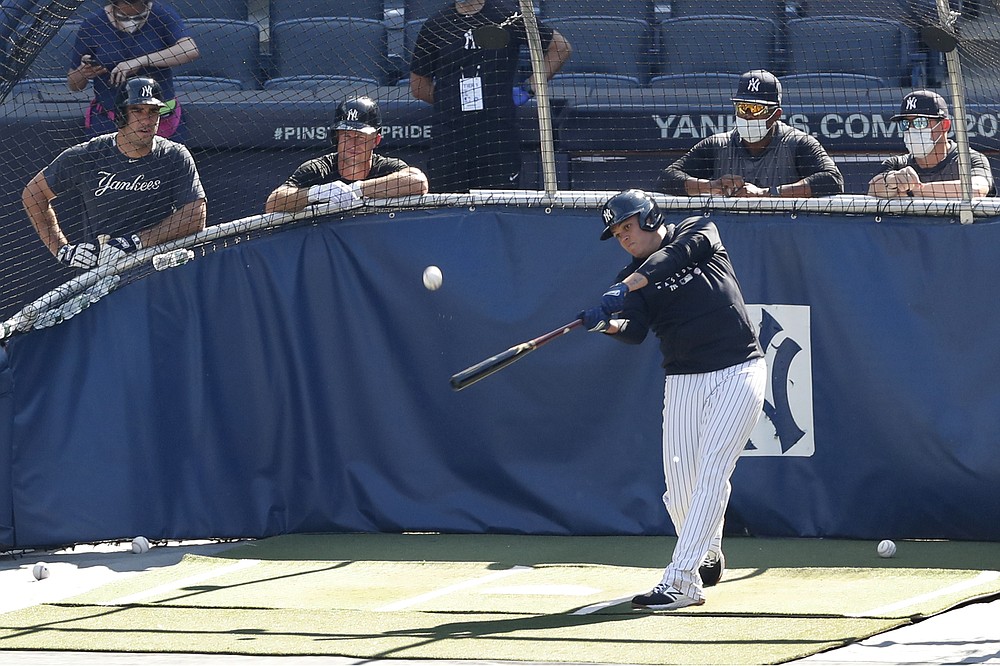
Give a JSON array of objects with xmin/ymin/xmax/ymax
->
[{"xmin": 450, "ymin": 318, "xmax": 583, "ymax": 391}]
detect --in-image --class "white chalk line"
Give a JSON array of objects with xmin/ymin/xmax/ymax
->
[
  {"xmin": 100, "ymin": 559, "xmax": 260, "ymax": 606},
  {"xmin": 375, "ymin": 565, "xmax": 531, "ymax": 612},
  {"xmin": 852, "ymin": 570, "xmax": 1000, "ymax": 617}
]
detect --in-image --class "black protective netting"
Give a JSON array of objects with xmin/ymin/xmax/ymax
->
[{"xmin": 1, "ymin": 0, "xmax": 998, "ymax": 326}]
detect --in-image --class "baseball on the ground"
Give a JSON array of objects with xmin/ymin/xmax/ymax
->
[
  {"xmin": 132, "ymin": 536, "xmax": 151, "ymax": 554},
  {"xmin": 422, "ymin": 265, "xmax": 443, "ymax": 291},
  {"xmin": 877, "ymin": 539, "xmax": 897, "ymax": 558},
  {"xmin": 32, "ymin": 563, "xmax": 49, "ymax": 580}
]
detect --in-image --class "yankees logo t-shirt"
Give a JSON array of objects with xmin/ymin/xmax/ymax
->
[{"xmin": 44, "ymin": 134, "xmax": 205, "ymax": 240}]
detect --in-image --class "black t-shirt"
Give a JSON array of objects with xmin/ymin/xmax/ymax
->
[
  {"xmin": 612, "ymin": 216, "xmax": 763, "ymax": 375},
  {"xmin": 410, "ymin": 0, "xmax": 553, "ymax": 120},
  {"xmin": 284, "ymin": 153, "xmax": 409, "ymax": 188}
]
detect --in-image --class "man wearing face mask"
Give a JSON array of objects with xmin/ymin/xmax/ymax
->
[
  {"xmin": 68, "ymin": 0, "xmax": 199, "ymax": 140},
  {"xmin": 655, "ymin": 70, "xmax": 843, "ymax": 198},
  {"xmin": 868, "ymin": 90, "xmax": 994, "ymax": 198}
]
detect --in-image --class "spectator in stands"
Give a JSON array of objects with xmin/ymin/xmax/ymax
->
[
  {"xmin": 409, "ymin": 0, "xmax": 572, "ymax": 193},
  {"xmin": 655, "ymin": 70, "xmax": 844, "ymax": 198},
  {"xmin": 868, "ymin": 90, "xmax": 995, "ymax": 198},
  {"xmin": 68, "ymin": 0, "xmax": 199, "ymax": 140},
  {"xmin": 264, "ymin": 97, "xmax": 429, "ymax": 214},
  {"xmin": 22, "ymin": 77, "xmax": 206, "ymax": 271}
]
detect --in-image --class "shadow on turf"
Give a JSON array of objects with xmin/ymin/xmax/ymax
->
[{"xmin": 218, "ymin": 534, "xmax": 1000, "ymax": 571}]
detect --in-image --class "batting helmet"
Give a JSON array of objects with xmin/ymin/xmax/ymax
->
[
  {"xmin": 114, "ymin": 76, "xmax": 165, "ymax": 127},
  {"xmin": 331, "ymin": 96, "xmax": 382, "ymax": 144},
  {"xmin": 599, "ymin": 189, "xmax": 664, "ymax": 241}
]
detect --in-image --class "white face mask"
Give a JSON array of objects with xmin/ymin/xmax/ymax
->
[
  {"xmin": 113, "ymin": 4, "xmax": 151, "ymax": 34},
  {"xmin": 735, "ymin": 112, "xmax": 775, "ymax": 144},
  {"xmin": 903, "ymin": 127, "xmax": 939, "ymax": 158}
]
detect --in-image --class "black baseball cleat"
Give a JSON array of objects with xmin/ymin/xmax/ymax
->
[
  {"xmin": 631, "ymin": 583, "xmax": 705, "ymax": 610},
  {"xmin": 699, "ymin": 551, "xmax": 725, "ymax": 587}
]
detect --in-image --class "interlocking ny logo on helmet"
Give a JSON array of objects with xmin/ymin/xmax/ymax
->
[
  {"xmin": 113, "ymin": 76, "xmax": 164, "ymax": 127},
  {"xmin": 599, "ymin": 189, "xmax": 664, "ymax": 241},
  {"xmin": 331, "ymin": 97, "xmax": 382, "ymax": 143}
]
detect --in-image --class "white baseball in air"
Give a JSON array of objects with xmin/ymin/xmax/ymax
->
[
  {"xmin": 131, "ymin": 536, "xmax": 151, "ymax": 554},
  {"xmin": 877, "ymin": 539, "xmax": 896, "ymax": 558},
  {"xmin": 32, "ymin": 563, "xmax": 49, "ymax": 580},
  {"xmin": 422, "ymin": 265, "xmax": 443, "ymax": 291}
]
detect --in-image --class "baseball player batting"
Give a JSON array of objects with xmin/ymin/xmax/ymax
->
[{"xmin": 579, "ymin": 190, "xmax": 767, "ymax": 610}]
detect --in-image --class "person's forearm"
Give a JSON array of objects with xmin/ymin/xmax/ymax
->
[
  {"xmin": 67, "ymin": 67, "xmax": 90, "ymax": 91},
  {"xmin": 135, "ymin": 38, "xmax": 200, "ymax": 70},
  {"xmin": 359, "ymin": 168, "xmax": 429, "ymax": 199},
  {"xmin": 918, "ymin": 177, "xmax": 991, "ymax": 198},
  {"xmin": 138, "ymin": 198, "xmax": 206, "ymax": 246}
]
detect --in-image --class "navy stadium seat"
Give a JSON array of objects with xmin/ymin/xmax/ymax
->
[
  {"xmin": 269, "ymin": 0, "xmax": 384, "ymax": 23},
  {"xmin": 540, "ymin": 0, "xmax": 652, "ymax": 19},
  {"xmin": 404, "ymin": 0, "xmax": 453, "ymax": 20},
  {"xmin": 656, "ymin": 16, "xmax": 777, "ymax": 76},
  {"xmin": 800, "ymin": 0, "xmax": 910, "ymax": 20},
  {"xmin": 262, "ymin": 75, "xmax": 381, "ymax": 96},
  {"xmin": 172, "ymin": 19, "xmax": 260, "ymax": 90},
  {"xmin": 668, "ymin": 0, "xmax": 786, "ymax": 23},
  {"xmin": 780, "ymin": 72, "xmax": 886, "ymax": 90},
  {"xmin": 172, "ymin": 0, "xmax": 248, "ymax": 19},
  {"xmin": 269, "ymin": 18, "xmax": 390, "ymax": 84},
  {"xmin": 785, "ymin": 16, "xmax": 917, "ymax": 87},
  {"xmin": 649, "ymin": 72, "xmax": 742, "ymax": 88},
  {"xmin": 19, "ymin": 20, "xmax": 78, "ymax": 82},
  {"xmin": 543, "ymin": 16, "xmax": 650, "ymax": 85}
]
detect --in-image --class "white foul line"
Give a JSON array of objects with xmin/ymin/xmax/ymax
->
[
  {"xmin": 375, "ymin": 565, "xmax": 531, "ymax": 612},
  {"xmin": 101, "ymin": 559, "xmax": 260, "ymax": 606},
  {"xmin": 852, "ymin": 570, "xmax": 1000, "ymax": 617},
  {"xmin": 572, "ymin": 595, "xmax": 633, "ymax": 615}
]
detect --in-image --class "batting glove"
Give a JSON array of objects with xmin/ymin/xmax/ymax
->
[
  {"xmin": 601, "ymin": 282, "xmax": 630, "ymax": 315},
  {"xmin": 578, "ymin": 307, "xmax": 609, "ymax": 333},
  {"xmin": 307, "ymin": 180, "xmax": 362, "ymax": 210},
  {"xmin": 98, "ymin": 234, "xmax": 142, "ymax": 267},
  {"xmin": 56, "ymin": 242, "xmax": 99, "ymax": 270}
]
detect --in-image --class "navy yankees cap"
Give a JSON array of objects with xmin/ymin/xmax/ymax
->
[
  {"xmin": 731, "ymin": 69, "xmax": 781, "ymax": 106},
  {"xmin": 891, "ymin": 90, "xmax": 949, "ymax": 120}
]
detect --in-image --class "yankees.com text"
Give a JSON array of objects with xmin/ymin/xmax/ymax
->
[{"xmin": 652, "ymin": 112, "xmax": 1000, "ymax": 140}]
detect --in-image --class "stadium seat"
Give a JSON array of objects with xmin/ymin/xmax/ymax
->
[
  {"xmin": 269, "ymin": 18, "xmax": 390, "ymax": 84},
  {"xmin": 172, "ymin": 19, "xmax": 260, "ymax": 90},
  {"xmin": 649, "ymin": 72, "xmax": 742, "ymax": 88},
  {"xmin": 799, "ymin": 0, "xmax": 910, "ymax": 20},
  {"xmin": 780, "ymin": 72, "xmax": 886, "ymax": 90},
  {"xmin": 16, "ymin": 20, "xmax": 77, "ymax": 88},
  {"xmin": 262, "ymin": 75, "xmax": 380, "ymax": 93},
  {"xmin": 668, "ymin": 0, "xmax": 786, "ymax": 23},
  {"xmin": 785, "ymin": 17, "xmax": 917, "ymax": 87},
  {"xmin": 543, "ymin": 16, "xmax": 650, "ymax": 85},
  {"xmin": 541, "ymin": 0, "xmax": 652, "ymax": 20},
  {"xmin": 404, "ymin": 0, "xmax": 454, "ymax": 21},
  {"xmin": 656, "ymin": 16, "xmax": 777, "ymax": 76},
  {"xmin": 269, "ymin": 0, "xmax": 384, "ymax": 23},
  {"xmin": 172, "ymin": 0, "xmax": 248, "ymax": 19}
]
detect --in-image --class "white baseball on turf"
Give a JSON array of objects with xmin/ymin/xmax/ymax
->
[
  {"xmin": 132, "ymin": 536, "xmax": 151, "ymax": 554},
  {"xmin": 32, "ymin": 563, "xmax": 49, "ymax": 580},
  {"xmin": 877, "ymin": 539, "xmax": 896, "ymax": 558},
  {"xmin": 422, "ymin": 265, "xmax": 443, "ymax": 291}
]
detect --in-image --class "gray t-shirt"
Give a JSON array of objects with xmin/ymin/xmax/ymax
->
[
  {"xmin": 655, "ymin": 121, "xmax": 844, "ymax": 196},
  {"xmin": 44, "ymin": 134, "xmax": 205, "ymax": 240},
  {"xmin": 876, "ymin": 141, "xmax": 996, "ymax": 196}
]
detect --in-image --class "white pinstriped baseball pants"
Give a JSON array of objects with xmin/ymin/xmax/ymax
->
[{"xmin": 658, "ymin": 356, "xmax": 767, "ymax": 600}]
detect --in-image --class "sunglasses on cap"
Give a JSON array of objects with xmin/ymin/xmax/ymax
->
[
  {"xmin": 897, "ymin": 117, "xmax": 938, "ymax": 131},
  {"xmin": 735, "ymin": 102, "xmax": 775, "ymax": 117}
]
